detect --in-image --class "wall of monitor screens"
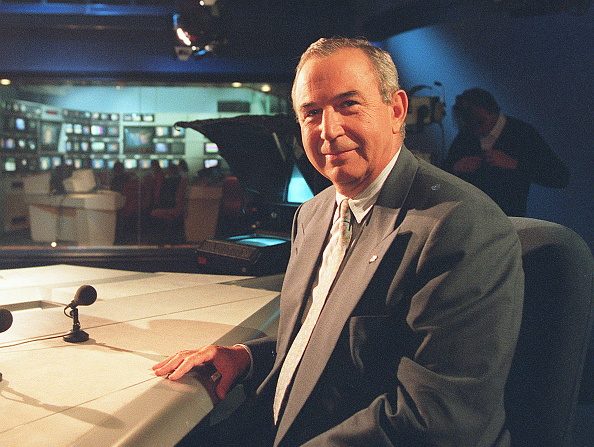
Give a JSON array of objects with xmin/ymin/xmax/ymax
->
[{"xmin": 0, "ymin": 98, "xmax": 215, "ymax": 174}]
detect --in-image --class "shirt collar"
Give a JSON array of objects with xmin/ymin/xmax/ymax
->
[
  {"xmin": 335, "ymin": 148, "xmax": 401, "ymax": 224},
  {"xmin": 480, "ymin": 113, "xmax": 506, "ymax": 151}
]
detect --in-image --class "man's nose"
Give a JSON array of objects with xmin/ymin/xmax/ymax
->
[{"xmin": 320, "ymin": 109, "xmax": 344, "ymax": 141}]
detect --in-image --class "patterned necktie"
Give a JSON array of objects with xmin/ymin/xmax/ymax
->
[{"xmin": 273, "ymin": 198, "xmax": 352, "ymax": 423}]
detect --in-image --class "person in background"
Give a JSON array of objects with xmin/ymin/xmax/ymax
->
[
  {"xmin": 153, "ymin": 38, "xmax": 524, "ymax": 446},
  {"xmin": 110, "ymin": 161, "xmax": 140, "ymax": 244},
  {"xmin": 443, "ymin": 87, "xmax": 569, "ymax": 216},
  {"xmin": 150, "ymin": 163, "xmax": 188, "ymax": 244},
  {"xmin": 140, "ymin": 159, "xmax": 166, "ymax": 242}
]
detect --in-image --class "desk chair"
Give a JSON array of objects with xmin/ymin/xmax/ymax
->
[{"xmin": 505, "ymin": 217, "xmax": 594, "ymax": 447}]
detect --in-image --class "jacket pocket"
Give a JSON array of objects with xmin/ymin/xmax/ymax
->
[{"xmin": 348, "ymin": 315, "xmax": 401, "ymax": 382}]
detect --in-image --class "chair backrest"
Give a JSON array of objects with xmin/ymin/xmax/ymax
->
[{"xmin": 505, "ymin": 217, "xmax": 594, "ymax": 447}]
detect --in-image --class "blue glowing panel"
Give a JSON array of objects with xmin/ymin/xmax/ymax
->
[
  {"xmin": 227, "ymin": 235, "xmax": 288, "ymax": 247},
  {"xmin": 287, "ymin": 165, "xmax": 314, "ymax": 203}
]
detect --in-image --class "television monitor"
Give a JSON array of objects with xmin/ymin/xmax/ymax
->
[
  {"xmin": 107, "ymin": 126, "xmax": 119, "ymax": 137},
  {"xmin": 73, "ymin": 124, "xmax": 83, "ymax": 135},
  {"xmin": 154, "ymin": 142, "xmax": 169, "ymax": 154},
  {"xmin": 142, "ymin": 114, "xmax": 154, "ymax": 122},
  {"xmin": 3, "ymin": 138, "xmax": 15, "ymax": 150},
  {"xmin": 73, "ymin": 158, "xmax": 83, "ymax": 169},
  {"xmin": 100, "ymin": 113, "xmax": 109, "ymax": 121},
  {"xmin": 82, "ymin": 125, "xmax": 91, "ymax": 135},
  {"xmin": 17, "ymin": 139, "xmax": 26, "ymax": 150},
  {"xmin": 203, "ymin": 158, "xmax": 219, "ymax": 169},
  {"xmin": 287, "ymin": 164, "xmax": 314, "ymax": 203},
  {"xmin": 19, "ymin": 158, "xmax": 29, "ymax": 171},
  {"xmin": 204, "ymin": 142, "xmax": 219, "ymax": 154},
  {"xmin": 64, "ymin": 158, "xmax": 74, "ymax": 166},
  {"xmin": 64, "ymin": 123, "xmax": 74, "ymax": 134},
  {"xmin": 91, "ymin": 112, "xmax": 101, "ymax": 120},
  {"xmin": 227, "ymin": 234, "xmax": 289, "ymax": 248},
  {"xmin": 124, "ymin": 158, "xmax": 138, "ymax": 169},
  {"xmin": 171, "ymin": 127, "xmax": 185, "ymax": 138},
  {"xmin": 138, "ymin": 159, "xmax": 152, "ymax": 170},
  {"xmin": 91, "ymin": 158, "xmax": 106, "ymax": 170},
  {"xmin": 90, "ymin": 125, "xmax": 105, "ymax": 136},
  {"xmin": 155, "ymin": 126, "xmax": 170, "ymax": 137},
  {"xmin": 15, "ymin": 117, "xmax": 26, "ymax": 131},
  {"xmin": 91, "ymin": 141, "xmax": 106, "ymax": 152},
  {"xmin": 110, "ymin": 113, "xmax": 119, "ymax": 121},
  {"xmin": 170, "ymin": 142, "xmax": 185, "ymax": 155},
  {"xmin": 4, "ymin": 157, "xmax": 17, "ymax": 172},
  {"xmin": 107, "ymin": 159, "xmax": 117, "ymax": 169},
  {"xmin": 65, "ymin": 141, "xmax": 73, "ymax": 152},
  {"xmin": 39, "ymin": 121, "xmax": 62, "ymax": 151},
  {"xmin": 27, "ymin": 140, "xmax": 36, "ymax": 151},
  {"xmin": 158, "ymin": 159, "xmax": 169, "ymax": 168},
  {"xmin": 39, "ymin": 156, "xmax": 52, "ymax": 170},
  {"xmin": 80, "ymin": 141, "xmax": 90, "ymax": 152},
  {"xmin": 52, "ymin": 156, "xmax": 62, "ymax": 167},
  {"xmin": 124, "ymin": 126, "xmax": 155, "ymax": 153},
  {"xmin": 106, "ymin": 142, "xmax": 119, "ymax": 153}
]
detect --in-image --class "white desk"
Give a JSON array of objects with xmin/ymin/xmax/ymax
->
[
  {"xmin": 25, "ymin": 191, "xmax": 125, "ymax": 245},
  {"xmin": 0, "ymin": 265, "xmax": 280, "ymax": 447}
]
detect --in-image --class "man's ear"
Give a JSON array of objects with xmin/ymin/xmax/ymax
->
[{"xmin": 391, "ymin": 90, "xmax": 408, "ymax": 134}]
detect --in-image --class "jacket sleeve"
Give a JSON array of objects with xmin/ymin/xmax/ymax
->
[{"xmin": 302, "ymin": 200, "xmax": 524, "ymax": 446}]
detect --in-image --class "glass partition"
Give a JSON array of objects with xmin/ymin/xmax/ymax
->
[{"xmin": 0, "ymin": 81, "xmax": 293, "ymax": 252}]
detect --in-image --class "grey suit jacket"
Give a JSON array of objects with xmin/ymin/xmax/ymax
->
[{"xmin": 245, "ymin": 146, "xmax": 524, "ymax": 446}]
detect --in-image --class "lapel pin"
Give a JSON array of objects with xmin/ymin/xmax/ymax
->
[{"xmin": 369, "ymin": 255, "xmax": 378, "ymax": 263}]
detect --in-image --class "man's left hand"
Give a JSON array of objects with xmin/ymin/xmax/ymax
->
[{"xmin": 484, "ymin": 149, "xmax": 518, "ymax": 170}]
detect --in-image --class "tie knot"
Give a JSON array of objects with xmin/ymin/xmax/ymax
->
[{"xmin": 338, "ymin": 199, "xmax": 351, "ymax": 243}]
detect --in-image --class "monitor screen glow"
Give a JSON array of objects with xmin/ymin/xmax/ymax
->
[
  {"xmin": 40, "ymin": 121, "xmax": 62, "ymax": 151},
  {"xmin": 124, "ymin": 127, "xmax": 155, "ymax": 153},
  {"xmin": 203, "ymin": 158, "xmax": 219, "ymax": 169},
  {"xmin": 204, "ymin": 142, "xmax": 219, "ymax": 154}
]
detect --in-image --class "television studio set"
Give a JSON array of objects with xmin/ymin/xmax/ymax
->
[{"xmin": 0, "ymin": 1, "xmax": 592, "ymax": 446}]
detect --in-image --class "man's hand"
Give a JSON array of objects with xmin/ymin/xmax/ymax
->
[
  {"xmin": 452, "ymin": 156, "xmax": 482, "ymax": 173},
  {"xmin": 152, "ymin": 345, "xmax": 252, "ymax": 400},
  {"xmin": 484, "ymin": 149, "xmax": 518, "ymax": 170}
]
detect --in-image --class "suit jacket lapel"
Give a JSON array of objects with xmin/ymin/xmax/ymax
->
[
  {"xmin": 274, "ymin": 188, "xmax": 336, "ymax": 370},
  {"xmin": 275, "ymin": 147, "xmax": 420, "ymax": 442}
]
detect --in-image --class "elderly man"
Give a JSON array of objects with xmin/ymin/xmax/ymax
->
[{"xmin": 154, "ymin": 37, "xmax": 524, "ymax": 447}]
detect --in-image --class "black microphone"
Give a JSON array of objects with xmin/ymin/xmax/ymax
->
[
  {"xmin": 66, "ymin": 285, "xmax": 97, "ymax": 309},
  {"xmin": 0, "ymin": 308, "xmax": 13, "ymax": 381},
  {"xmin": 0, "ymin": 308, "xmax": 13, "ymax": 333},
  {"xmin": 63, "ymin": 285, "xmax": 97, "ymax": 343}
]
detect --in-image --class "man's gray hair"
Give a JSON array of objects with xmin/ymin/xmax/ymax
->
[{"xmin": 291, "ymin": 37, "xmax": 401, "ymax": 105}]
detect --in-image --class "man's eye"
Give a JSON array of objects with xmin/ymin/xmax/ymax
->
[
  {"xmin": 304, "ymin": 109, "xmax": 320, "ymax": 118},
  {"xmin": 342, "ymin": 100, "xmax": 358, "ymax": 108}
]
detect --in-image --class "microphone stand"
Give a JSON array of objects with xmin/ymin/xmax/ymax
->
[{"xmin": 63, "ymin": 307, "xmax": 89, "ymax": 343}]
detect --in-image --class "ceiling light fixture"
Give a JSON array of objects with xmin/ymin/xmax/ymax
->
[{"xmin": 172, "ymin": 1, "xmax": 225, "ymax": 61}]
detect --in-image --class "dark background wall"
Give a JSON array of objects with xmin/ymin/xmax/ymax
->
[
  {"xmin": 385, "ymin": 8, "xmax": 593, "ymax": 249},
  {"xmin": 0, "ymin": 5, "xmax": 591, "ymax": 248}
]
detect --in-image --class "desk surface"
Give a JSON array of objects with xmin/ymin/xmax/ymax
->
[{"xmin": 0, "ymin": 265, "xmax": 280, "ymax": 447}]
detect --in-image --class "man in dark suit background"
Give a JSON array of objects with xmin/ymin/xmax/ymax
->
[
  {"xmin": 443, "ymin": 88, "xmax": 569, "ymax": 216},
  {"xmin": 154, "ymin": 38, "xmax": 524, "ymax": 446}
]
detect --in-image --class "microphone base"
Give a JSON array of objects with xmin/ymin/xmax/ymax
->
[{"xmin": 63, "ymin": 329, "xmax": 89, "ymax": 343}]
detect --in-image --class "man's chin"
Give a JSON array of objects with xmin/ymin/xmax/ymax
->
[{"xmin": 327, "ymin": 171, "xmax": 368, "ymax": 196}]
